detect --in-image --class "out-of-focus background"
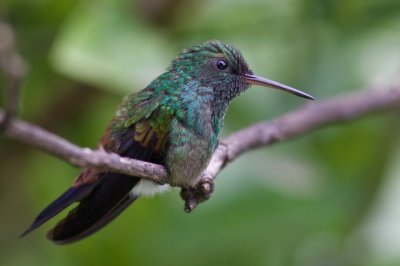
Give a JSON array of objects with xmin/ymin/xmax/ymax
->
[{"xmin": 1, "ymin": 0, "xmax": 400, "ymax": 265}]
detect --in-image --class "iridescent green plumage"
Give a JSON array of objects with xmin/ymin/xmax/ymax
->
[
  {"xmin": 22, "ymin": 40, "xmax": 314, "ymax": 244},
  {"xmin": 105, "ymin": 41, "xmax": 254, "ymax": 186}
]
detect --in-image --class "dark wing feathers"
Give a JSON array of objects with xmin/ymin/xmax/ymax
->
[
  {"xmin": 49, "ymin": 193, "xmax": 136, "ymax": 244},
  {"xmin": 47, "ymin": 134, "xmax": 162, "ymax": 243},
  {"xmin": 47, "ymin": 172, "xmax": 140, "ymax": 243},
  {"xmin": 22, "ymin": 96, "xmax": 174, "ymax": 244}
]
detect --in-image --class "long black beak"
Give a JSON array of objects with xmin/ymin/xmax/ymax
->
[{"xmin": 242, "ymin": 74, "xmax": 315, "ymax": 100}]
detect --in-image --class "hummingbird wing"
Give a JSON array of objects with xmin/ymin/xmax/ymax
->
[{"xmin": 22, "ymin": 90, "xmax": 173, "ymax": 244}]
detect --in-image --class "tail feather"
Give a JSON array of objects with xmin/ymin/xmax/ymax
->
[
  {"xmin": 20, "ymin": 183, "xmax": 96, "ymax": 237},
  {"xmin": 48, "ymin": 194, "xmax": 137, "ymax": 244},
  {"xmin": 45, "ymin": 172, "xmax": 140, "ymax": 244}
]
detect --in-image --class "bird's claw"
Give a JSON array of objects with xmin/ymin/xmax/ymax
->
[
  {"xmin": 199, "ymin": 177, "xmax": 214, "ymax": 200},
  {"xmin": 180, "ymin": 177, "xmax": 215, "ymax": 213}
]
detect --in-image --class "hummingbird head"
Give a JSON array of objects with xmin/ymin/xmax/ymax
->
[{"xmin": 171, "ymin": 40, "xmax": 314, "ymax": 101}]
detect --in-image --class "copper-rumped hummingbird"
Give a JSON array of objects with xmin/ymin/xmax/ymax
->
[{"xmin": 22, "ymin": 40, "xmax": 314, "ymax": 244}]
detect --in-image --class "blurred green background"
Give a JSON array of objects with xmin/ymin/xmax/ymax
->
[{"xmin": 1, "ymin": 0, "xmax": 400, "ymax": 265}]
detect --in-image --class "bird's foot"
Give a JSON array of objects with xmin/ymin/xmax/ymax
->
[{"xmin": 180, "ymin": 176, "xmax": 214, "ymax": 213}]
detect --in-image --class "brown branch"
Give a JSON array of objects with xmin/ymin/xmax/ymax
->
[
  {"xmin": 0, "ymin": 109, "xmax": 168, "ymax": 183},
  {"xmin": 1, "ymin": 86, "xmax": 399, "ymax": 187},
  {"xmin": 204, "ymin": 85, "xmax": 400, "ymax": 181}
]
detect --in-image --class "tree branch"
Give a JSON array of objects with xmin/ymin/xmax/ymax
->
[
  {"xmin": 1, "ymin": 86, "xmax": 399, "ymax": 186},
  {"xmin": 0, "ymin": 109, "xmax": 168, "ymax": 183},
  {"xmin": 204, "ymin": 85, "xmax": 400, "ymax": 182}
]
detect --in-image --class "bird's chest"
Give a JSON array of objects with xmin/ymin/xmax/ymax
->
[{"xmin": 165, "ymin": 110, "xmax": 218, "ymax": 187}]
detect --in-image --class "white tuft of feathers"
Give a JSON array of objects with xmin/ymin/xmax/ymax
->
[{"xmin": 130, "ymin": 179, "xmax": 170, "ymax": 197}]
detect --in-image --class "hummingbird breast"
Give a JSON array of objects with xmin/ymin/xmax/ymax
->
[
  {"xmin": 165, "ymin": 107, "xmax": 218, "ymax": 187},
  {"xmin": 160, "ymin": 80, "xmax": 226, "ymax": 187}
]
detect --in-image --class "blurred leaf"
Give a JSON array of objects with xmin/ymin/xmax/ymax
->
[{"xmin": 50, "ymin": 0, "xmax": 175, "ymax": 94}]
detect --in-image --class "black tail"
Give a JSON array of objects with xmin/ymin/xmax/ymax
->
[
  {"xmin": 22, "ymin": 173, "xmax": 140, "ymax": 244},
  {"xmin": 47, "ymin": 173, "xmax": 139, "ymax": 244}
]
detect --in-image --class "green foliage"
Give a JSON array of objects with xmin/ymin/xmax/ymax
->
[{"xmin": 1, "ymin": 0, "xmax": 400, "ymax": 265}]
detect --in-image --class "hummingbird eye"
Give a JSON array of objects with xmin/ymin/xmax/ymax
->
[{"xmin": 216, "ymin": 60, "xmax": 228, "ymax": 70}]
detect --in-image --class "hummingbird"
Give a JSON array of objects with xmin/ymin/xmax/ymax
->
[{"xmin": 21, "ymin": 40, "xmax": 314, "ymax": 244}]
